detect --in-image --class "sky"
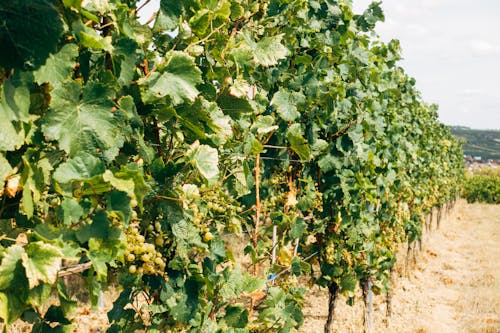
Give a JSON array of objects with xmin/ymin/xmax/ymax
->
[
  {"xmin": 352, "ymin": 0, "xmax": 500, "ymax": 130},
  {"xmin": 138, "ymin": 0, "xmax": 500, "ymax": 130}
]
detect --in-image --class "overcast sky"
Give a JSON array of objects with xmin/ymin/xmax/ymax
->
[
  {"xmin": 352, "ymin": 0, "xmax": 500, "ymax": 129},
  {"xmin": 139, "ymin": 0, "xmax": 500, "ymax": 129}
]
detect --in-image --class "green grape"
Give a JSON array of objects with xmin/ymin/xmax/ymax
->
[{"xmin": 155, "ymin": 236, "xmax": 164, "ymax": 246}]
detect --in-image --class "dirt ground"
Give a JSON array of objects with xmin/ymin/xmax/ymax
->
[
  {"xmin": 6, "ymin": 202, "xmax": 500, "ymax": 333},
  {"xmin": 301, "ymin": 201, "xmax": 500, "ymax": 333}
]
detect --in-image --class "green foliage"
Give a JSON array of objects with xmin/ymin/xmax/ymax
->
[
  {"xmin": 451, "ymin": 126, "xmax": 500, "ymax": 160},
  {"xmin": 0, "ymin": 0, "xmax": 463, "ymax": 331},
  {"xmin": 462, "ymin": 173, "xmax": 500, "ymax": 204}
]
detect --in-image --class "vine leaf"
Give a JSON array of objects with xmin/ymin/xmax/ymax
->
[
  {"xmin": 73, "ymin": 21, "xmax": 114, "ymax": 52},
  {"xmin": 0, "ymin": 292, "xmax": 25, "ymax": 326},
  {"xmin": 271, "ymin": 89, "xmax": 304, "ymax": 122},
  {"xmin": 60, "ymin": 198, "xmax": 84, "ymax": 226},
  {"xmin": 286, "ymin": 124, "xmax": 311, "ymax": 161},
  {"xmin": 154, "ymin": 0, "xmax": 184, "ymax": 32},
  {"xmin": 138, "ymin": 51, "xmax": 202, "ymax": 105},
  {"xmin": 33, "ymin": 44, "xmax": 79, "ymax": 87},
  {"xmin": 21, "ymin": 242, "xmax": 63, "ymax": 289},
  {"xmin": 0, "ymin": 73, "xmax": 31, "ymax": 151},
  {"xmin": 53, "ymin": 152, "xmax": 105, "ymax": 184},
  {"xmin": 0, "ymin": 245, "xmax": 27, "ymax": 326},
  {"xmin": 0, "ymin": 245, "xmax": 25, "ymax": 290},
  {"xmin": 187, "ymin": 141, "xmax": 219, "ymax": 182},
  {"xmin": 103, "ymin": 170, "xmax": 135, "ymax": 199},
  {"xmin": 251, "ymin": 115, "xmax": 279, "ymax": 135},
  {"xmin": 0, "ymin": 0, "xmax": 64, "ymax": 70},
  {"xmin": 253, "ymin": 34, "xmax": 290, "ymax": 67},
  {"xmin": 0, "ymin": 154, "xmax": 13, "ymax": 181},
  {"xmin": 219, "ymin": 267, "xmax": 265, "ymax": 299},
  {"xmin": 111, "ymin": 164, "xmax": 149, "ymax": 209},
  {"xmin": 0, "ymin": 120, "xmax": 25, "ymax": 151},
  {"xmin": 42, "ymin": 81, "xmax": 125, "ymax": 161}
]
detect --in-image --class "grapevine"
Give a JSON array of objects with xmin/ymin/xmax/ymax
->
[{"xmin": 0, "ymin": 1, "xmax": 463, "ymax": 332}]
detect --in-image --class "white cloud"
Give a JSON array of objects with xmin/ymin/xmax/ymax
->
[
  {"xmin": 468, "ymin": 40, "xmax": 500, "ymax": 56},
  {"xmin": 405, "ymin": 24, "xmax": 429, "ymax": 37},
  {"xmin": 352, "ymin": 0, "xmax": 500, "ymax": 129}
]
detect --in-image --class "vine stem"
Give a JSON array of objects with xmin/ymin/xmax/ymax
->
[
  {"xmin": 324, "ymin": 282, "xmax": 339, "ymax": 333},
  {"xmin": 362, "ymin": 278, "xmax": 374, "ymax": 333},
  {"xmin": 152, "ymin": 117, "xmax": 165, "ymax": 160}
]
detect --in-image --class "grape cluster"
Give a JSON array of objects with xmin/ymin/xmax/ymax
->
[
  {"xmin": 164, "ymin": 322, "xmax": 189, "ymax": 333},
  {"xmin": 278, "ymin": 274, "xmax": 298, "ymax": 292},
  {"xmin": 324, "ymin": 241, "xmax": 336, "ymax": 265},
  {"xmin": 187, "ymin": 185, "xmax": 243, "ymax": 240},
  {"xmin": 124, "ymin": 222, "xmax": 166, "ymax": 275}
]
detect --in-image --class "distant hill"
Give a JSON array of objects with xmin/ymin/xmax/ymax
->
[{"xmin": 450, "ymin": 126, "xmax": 500, "ymax": 160}]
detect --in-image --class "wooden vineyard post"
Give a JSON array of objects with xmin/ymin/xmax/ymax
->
[
  {"xmin": 271, "ymin": 225, "xmax": 277, "ymax": 265},
  {"xmin": 250, "ymin": 153, "xmax": 261, "ymax": 316},
  {"xmin": 385, "ymin": 266, "xmax": 395, "ymax": 324},
  {"xmin": 252, "ymin": 153, "xmax": 261, "ymax": 276}
]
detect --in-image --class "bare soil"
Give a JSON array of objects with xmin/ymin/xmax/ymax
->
[{"xmin": 301, "ymin": 201, "xmax": 500, "ymax": 333}]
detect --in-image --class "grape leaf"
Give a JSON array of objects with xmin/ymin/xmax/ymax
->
[
  {"xmin": 60, "ymin": 198, "xmax": 84, "ymax": 226},
  {"xmin": 0, "ymin": 0, "xmax": 63, "ymax": 70},
  {"xmin": 271, "ymin": 89, "xmax": 304, "ymax": 122},
  {"xmin": 111, "ymin": 164, "xmax": 149, "ymax": 209},
  {"xmin": 0, "ymin": 154, "xmax": 13, "ymax": 181},
  {"xmin": 33, "ymin": 44, "xmax": 79, "ymax": 87},
  {"xmin": 103, "ymin": 170, "xmax": 135, "ymax": 199},
  {"xmin": 154, "ymin": 0, "xmax": 183, "ymax": 31},
  {"xmin": 253, "ymin": 34, "xmax": 290, "ymax": 67},
  {"xmin": 286, "ymin": 124, "xmax": 311, "ymax": 161},
  {"xmin": 0, "ymin": 73, "xmax": 32, "ymax": 151},
  {"xmin": 0, "ymin": 74, "xmax": 31, "ymax": 121},
  {"xmin": 21, "ymin": 242, "xmax": 63, "ymax": 289},
  {"xmin": 53, "ymin": 152, "xmax": 105, "ymax": 184},
  {"xmin": 0, "ymin": 292, "xmax": 26, "ymax": 325},
  {"xmin": 0, "ymin": 120, "xmax": 25, "ymax": 151},
  {"xmin": 75, "ymin": 22, "xmax": 114, "ymax": 52},
  {"xmin": 138, "ymin": 51, "xmax": 202, "ymax": 105},
  {"xmin": 42, "ymin": 81, "xmax": 125, "ymax": 161},
  {"xmin": 187, "ymin": 141, "xmax": 219, "ymax": 182},
  {"xmin": 0, "ymin": 245, "xmax": 25, "ymax": 290}
]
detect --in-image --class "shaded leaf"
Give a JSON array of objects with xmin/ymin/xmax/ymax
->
[
  {"xmin": 286, "ymin": 124, "xmax": 311, "ymax": 161},
  {"xmin": 0, "ymin": 245, "xmax": 25, "ymax": 290},
  {"xmin": 0, "ymin": 154, "xmax": 13, "ymax": 181},
  {"xmin": 53, "ymin": 152, "xmax": 105, "ymax": 184},
  {"xmin": 33, "ymin": 44, "xmax": 79, "ymax": 87}
]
